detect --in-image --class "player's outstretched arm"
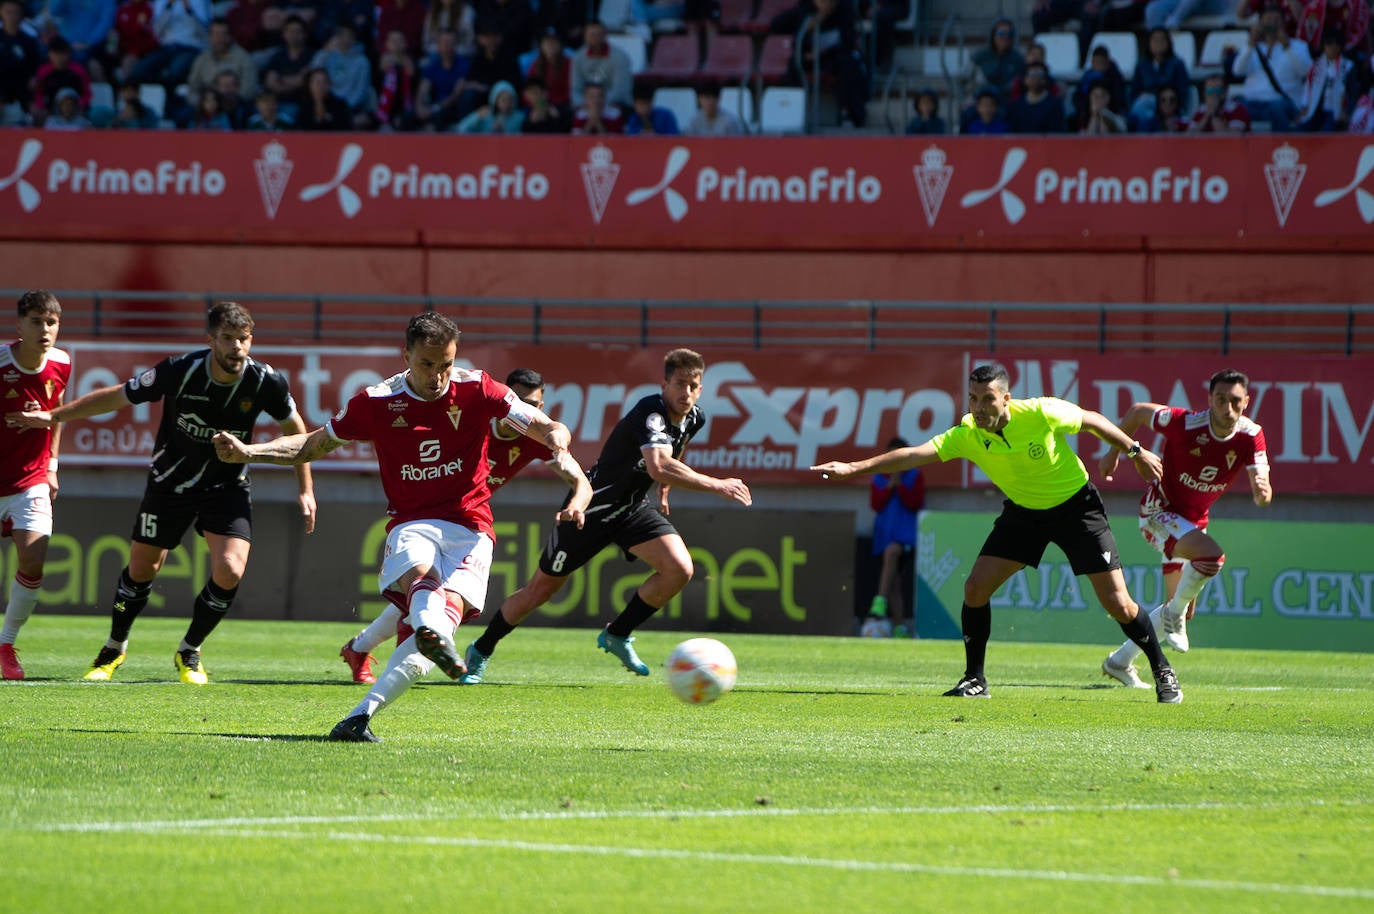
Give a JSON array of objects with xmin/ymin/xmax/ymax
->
[
  {"xmin": 1249, "ymin": 466, "xmax": 1273, "ymax": 506},
  {"xmin": 643, "ymin": 448, "xmax": 752, "ymax": 506},
  {"xmin": 1081, "ymin": 409, "xmax": 1162, "ymax": 482},
  {"xmin": 1099, "ymin": 402, "xmax": 1163, "ymax": 481},
  {"xmin": 5, "ymin": 384, "xmax": 131, "ymax": 430},
  {"xmin": 213, "ymin": 427, "xmax": 343, "ymax": 466},
  {"xmin": 811, "ymin": 441, "xmax": 939, "ymax": 480},
  {"xmin": 278, "ymin": 412, "xmax": 318, "ymax": 534}
]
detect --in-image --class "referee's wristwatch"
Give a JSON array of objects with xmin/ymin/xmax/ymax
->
[{"xmin": 1124, "ymin": 441, "xmax": 1142, "ymax": 460}]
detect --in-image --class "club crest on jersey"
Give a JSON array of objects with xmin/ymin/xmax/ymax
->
[
  {"xmin": 1028, "ymin": 444, "xmax": 1045, "ymax": 459},
  {"xmin": 44, "ymin": 379, "xmax": 55, "ymax": 398},
  {"xmin": 238, "ymin": 398, "xmax": 253, "ymax": 413},
  {"xmin": 447, "ymin": 407, "xmax": 462, "ymax": 429},
  {"xmin": 508, "ymin": 445, "xmax": 520, "ymax": 464},
  {"xmin": 1225, "ymin": 450, "xmax": 1236, "ymax": 469},
  {"xmin": 646, "ymin": 413, "xmax": 666, "ymax": 432}
]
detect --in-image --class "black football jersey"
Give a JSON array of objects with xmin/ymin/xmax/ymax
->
[
  {"xmin": 123, "ymin": 349, "xmax": 297, "ymax": 494},
  {"xmin": 582, "ymin": 393, "xmax": 706, "ymax": 524}
]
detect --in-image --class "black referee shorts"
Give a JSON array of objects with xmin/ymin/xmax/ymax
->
[{"xmin": 979, "ymin": 483, "xmax": 1121, "ymax": 575}]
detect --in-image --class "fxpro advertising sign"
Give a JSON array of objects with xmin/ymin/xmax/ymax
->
[{"xmin": 915, "ymin": 510, "xmax": 1372, "ymax": 652}]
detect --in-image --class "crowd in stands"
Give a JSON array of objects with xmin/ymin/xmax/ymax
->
[
  {"xmin": 0, "ymin": 0, "xmax": 890, "ymax": 133},
  {"xmin": 917, "ymin": 0, "xmax": 1374, "ymax": 134}
]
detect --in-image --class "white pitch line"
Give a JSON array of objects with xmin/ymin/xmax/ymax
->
[{"xmin": 83, "ymin": 825, "xmax": 1374, "ymax": 901}]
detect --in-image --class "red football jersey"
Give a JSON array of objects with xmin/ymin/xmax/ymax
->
[
  {"xmin": 327, "ymin": 368, "xmax": 535, "ymax": 535},
  {"xmin": 485, "ymin": 419, "xmax": 554, "ymax": 491},
  {"xmin": 0, "ymin": 343, "xmax": 71, "ymax": 496},
  {"xmin": 1141, "ymin": 406, "xmax": 1268, "ymax": 528}
]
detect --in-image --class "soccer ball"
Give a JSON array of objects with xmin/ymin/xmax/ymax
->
[
  {"xmin": 860, "ymin": 616, "xmax": 893, "ymax": 638},
  {"xmin": 665, "ymin": 638, "xmax": 737, "ymax": 705}
]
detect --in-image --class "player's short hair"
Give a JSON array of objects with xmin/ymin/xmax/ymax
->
[
  {"xmin": 664, "ymin": 348, "xmax": 705, "ymax": 379},
  {"xmin": 1209, "ymin": 368, "xmax": 1250, "ymax": 393},
  {"xmin": 969, "ymin": 362, "xmax": 1009, "ymax": 388},
  {"xmin": 17, "ymin": 289, "xmax": 60, "ymax": 318},
  {"xmin": 505, "ymin": 368, "xmax": 544, "ymax": 390},
  {"xmin": 406, "ymin": 312, "xmax": 460, "ymax": 350},
  {"xmin": 208, "ymin": 301, "xmax": 254, "ymax": 334}
]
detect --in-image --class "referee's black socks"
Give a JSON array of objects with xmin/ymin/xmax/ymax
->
[
  {"xmin": 1120, "ymin": 610, "xmax": 1170, "ymax": 672},
  {"xmin": 960, "ymin": 602, "xmax": 992, "ymax": 681}
]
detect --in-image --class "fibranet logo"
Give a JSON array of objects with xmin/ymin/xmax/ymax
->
[{"xmin": 625, "ymin": 146, "xmax": 883, "ymax": 223}]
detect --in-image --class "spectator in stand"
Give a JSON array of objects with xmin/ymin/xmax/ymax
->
[
  {"xmin": 458, "ymin": 18, "xmax": 523, "ymax": 118},
  {"xmin": 865, "ymin": 0, "xmax": 909, "ymax": 72},
  {"xmin": 375, "ymin": 0, "xmax": 426, "ymax": 59},
  {"xmin": 213, "ymin": 69, "xmax": 252, "ymax": 127},
  {"xmin": 246, "ymin": 87, "xmax": 294, "ymax": 128},
  {"xmin": 537, "ymin": 0, "xmax": 588, "ymax": 48},
  {"xmin": 571, "ymin": 20, "xmax": 632, "ymax": 108},
  {"xmin": 187, "ymin": 17, "xmax": 257, "ymax": 102},
  {"xmin": 476, "ymin": 0, "xmax": 535, "ymax": 59},
  {"xmin": 520, "ymin": 76, "xmax": 569, "ymax": 131},
  {"xmin": 1007, "ymin": 62, "xmax": 1068, "ymax": 132},
  {"xmin": 1237, "ymin": 0, "xmax": 1303, "ymax": 36},
  {"xmin": 312, "ymin": 21, "xmax": 372, "ymax": 127},
  {"xmin": 684, "ymin": 82, "xmax": 743, "ymax": 134},
  {"xmin": 262, "ymin": 14, "xmax": 313, "ymax": 116},
  {"xmin": 375, "ymin": 28, "xmax": 418, "ymax": 131},
  {"xmin": 130, "ymin": 0, "xmax": 211, "ymax": 90},
  {"xmin": 1031, "ymin": 0, "xmax": 1092, "ymax": 35},
  {"xmin": 1130, "ymin": 27, "xmax": 1191, "ymax": 124},
  {"xmin": 1293, "ymin": 0, "xmax": 1369, "ymax": 55},
  {"xmin": 106, "ymin": 0, "xmax": 159, "ymax": 86},
  {"xmin": 865, "ymin": 437, "xmax": 925, "ymax": 638},
  {"xmin": 32, "ymin": 35, "xmax": 90, "ymax": 123},
  {"xmin": 625, "ymin": 80, "xmax": 680, "ymax": 133},
  {"xmin": 1299, "ymin": 26, "xmax": 1355, "ymax": 128},
  {"xmin": 1, "ymin": 1, "xmax": 45, "ymax": 117},
  {"xmin": 904, "ymin": 87, "xmax": 946, "ymax": 133},
  {"xmin": 1073, "ymin": 44, "xmax": 1128, "ymax": 122},
  {"xmin": 1130, "ymin": 83, "xmax": 1188, "ymax": 129},
  {"xmin": 315, "ymin": 0, "xmax": 376, "ymax": 51},
  {"xmin": 1190, "ymin": 71, "xmax": 1251, "ymax": 130},
  {"xmin": 112, "ymin": 80, "xmax": 160, "ymax": 127},
  {"xmin": 527, "ymin": 26, "xmax": 571, "ymax": 108},
  {"xmin": 47, "ymin": 0, "xmax": 116, "ymax": 75},
  {"xmin": 416, "ymin": 26, "xmax": 469, "ymax": 130},
  {"xmin": 1007, "ymin": 42, "xmax": 1063, "ymax": 103},
  {"xmin": 1351, "ymin": 66, "xmax": 1374, "ymax": 130},
  {"xmin": 772, "ymin": 0, "xmax": 870, "ymax": 126},
  {"xmin": 225, "ymin": 0, "xmax": 272, "ymax": 54},
  {"xmin": 296, "ymin": 65, "xmax": 352, "ymax": 130},
  {"xmin": 966, "ymin": 17, "xmax": 1024, "ymax": 106},
  {"xmin": 456, "ymin": 78, "xmax": 525, "ymax": 131},
  {"xmin": 965, "ymin": 87, "xmax": 1009, "ymax": 133},
  {"xmin": 572, "ymin": 80, "xmax": 624, "ymax": 133},
  {"xmin": 1079, "ymin": 79, "xmax": 1127, "ymax": 131},
  {"xmin": 44, "ymin": 84, "xmax": 90, "ymax": 127},
  {"xmin": 189, "ymin": 85, "xmax": 231, "ymax": 128},
  {"xmin": 1232, "ymin": 7, "xmax": 1312, "ymax": 129},
  {"xmin": 1145, "ymin": 0, "xmax": 1230, "ymax": 29},
  {"xmin": 425, "ymin": 0, "xmax": 476, "ymax": 56}
]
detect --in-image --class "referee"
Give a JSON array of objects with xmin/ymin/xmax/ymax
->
[{"xmin": 813, "ymin": 362, "xmax": 1182, "ymax": 704}]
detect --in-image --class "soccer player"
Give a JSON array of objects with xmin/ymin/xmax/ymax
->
[
  {"xmin": 213, "ymin": 313, "xmax": 587, "ymax": 742},
  {"xmin": 812, "ymin": 362, "xmax": 1185, "ymax": 703},
  {"xmin": 1099, "ymin": 369, "xmax": 1271, "ymax": 687},
  {"xmin": 0, "ymin": 291, "xmax": 70, "ymax": 679},
  {"xmin": 458, "ymin": 348, "xmax": 752, "ymax": 686},
  {"xmin": 337, "ymin": 367, "xmax": 591, "ymax": 684},
  {"xmin": 7, "ymin": 302, "xmax": 316, "ymax": 684}
]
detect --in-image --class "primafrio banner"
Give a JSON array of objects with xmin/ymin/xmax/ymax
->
[
  {"xmin": 1, "ymin": 131, "xmax": 1373, "ymax": 244},
  {"xmin": 43, "ymin": 343, "xmax": 1374, "ymax": 493}
]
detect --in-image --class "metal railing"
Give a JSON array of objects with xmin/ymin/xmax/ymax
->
[{"xmin": 8, "ymin": 290, "xmax": 1371, "ymax": 355}]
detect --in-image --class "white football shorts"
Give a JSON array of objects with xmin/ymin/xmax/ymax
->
[
  {"xmin": 0, "ymin": 484, "xmax": 54, "ymax": 537},
  {"xmin": 378, "ymin": 519, "xmax": 494, "ymax": 613},
  {"xmin": 1138, "ymin": 508, "xmax": 1203, "ymax": 562}
]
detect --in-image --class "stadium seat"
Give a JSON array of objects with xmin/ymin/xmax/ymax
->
[
  {"xmin": 640, "ymin": 34, "xmax": 701, "ymax": 84},
  {"xmin": 720, "ymin": 85, "xmax": 756, "ymax": 129},
  {"xmin": 1088, "ymin": 31, "xmax": 1139, "ymax": 80},
  {"xmin": 717, "ymin": 0, "xmax": 756, "ymax": 33},
  {"xmin": 1196, "ymin": 29, "xmax": 1248, "ymax": 80},
  {"xmin": 1169, "ymin": 30, "xmax": 1197, "ymax": 75},
  {"xmin": 607, "ymin": 32, "xmax": 648, "ymax": 73},
  {"xmin": 1036, "ymin": 32, "xmax": 1082, "ymax": 82},
  {"xmin": 89, "ymin": 81, "xmax": 114, "ymax": 112},
  {"xmin": 139, "ymin": 83, "xmax": 166, "ymax": 120},
  {"xmin": 755, "ymin": 33, "xmax": 793, "ymax": 85},
  {"xmin": 758, "ymin": 85, "xmax": 805, "ymax": 133},
  {"xmin": 599, "ymin": 0, "xmax": 633, "ymax": 30},
  {"xmin": 745, "ymin": 0, "xmax": 795, "ymax": 34},
  {"xmin": 652, "ymin": 86, "xmax": 700, "ymax": 129},
  {"xmin": 699, "ymin": 33, "xmax": 754, "ymax": 84}
]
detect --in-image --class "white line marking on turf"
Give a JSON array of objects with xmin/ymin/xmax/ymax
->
[{"xmin": 86, "ymin": 826, "xmax": 1374, "ymax": 900}]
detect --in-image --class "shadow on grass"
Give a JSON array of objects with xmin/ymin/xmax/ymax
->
[{"xmin": 51, "ymin": 727, "xmax": 334, "ymax": 742}]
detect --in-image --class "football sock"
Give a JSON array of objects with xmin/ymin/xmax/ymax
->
[
  {"xmin": 348, "ymin": 634, "xmax": 428, "ymax": 719},
  {"xmin": 183, "ymin": 580, "xmax": 238, "ymax": 648},
  {"xmin": 1, "ymin": 571, "xmax": 42, "ymax": 644},
  {"xmin": 960, "ymin": 603, "xmax": 991, "ymax": 680},
  {"xmin": 607, "ymin": 593, "xmax": 658, "ymax": 639},
  {"xmin": 1120, "ymin": 611, "xmax": 1169, "ymax": 673},
  {"xmin": 474, "ymin": 607, "xmax": 516, "ymax": 658},
  {"xmin": 407, "ymin": 577, "xmax": 451, "ymax": 636},
  {"xmin": 109, "ymin": 567, "xmax": 153, "ymax": 643},
  {"xmin": 1168, "ymin": 557, "xmax": 1223, "ymax": 615},
  {"xmin": 352, "ymin": 604, "xmax": 403, "ymax": 654}
]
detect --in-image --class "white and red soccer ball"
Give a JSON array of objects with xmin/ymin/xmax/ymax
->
[{"xmin": 665, "ymin": 638, "xmax": 738, "ymax": 705}]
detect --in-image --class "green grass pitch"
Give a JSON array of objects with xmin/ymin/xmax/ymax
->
[{"xmin": 2, "ymin": 615, "xmax": 1371, "ymax": 914}]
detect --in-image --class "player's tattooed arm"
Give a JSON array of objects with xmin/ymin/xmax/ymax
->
[{"xmin": 212, "ymin": 427, "xmax": 345, "ymax": 465}]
